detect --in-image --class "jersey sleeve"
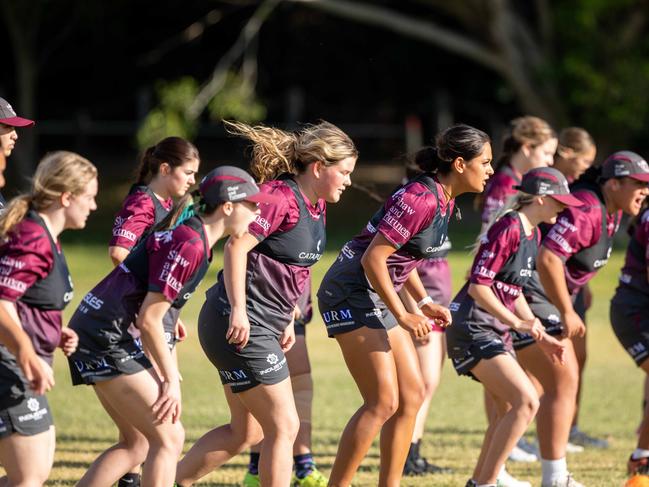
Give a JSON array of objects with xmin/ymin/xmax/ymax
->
[
  {"xmin": 248, "ymin": 183, "xmax": 292, "ymax": 241},
  {"xmin": 147, "ymin": 232, "xmax": 204, "ymax": 303},
  {"xmin": 0, "ymin": 234, "xmax": 52, "ymax": 302},
  {"xmin": 470, "ymin": 216, "xmax": 520, "ymax": 287},
  {"xmin": 109, "ymin": 193, "xmax": 156, "ymax": 250},
  {"xmin": 542, "ymin": 204, "xmax": 596, "ymax": 260},
  {"xmin": 376, "ymin": 185, "xmax": 435, "ymax": 249}
]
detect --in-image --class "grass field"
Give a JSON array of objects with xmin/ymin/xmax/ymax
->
[{"xmin": 1, "ymin": 244, "xmax": 642, "ymax": 486}]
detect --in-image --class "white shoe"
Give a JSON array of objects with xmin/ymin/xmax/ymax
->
[
  {"xmin": 541, "ymin": 473, "xmax": 585, "ymax": 487},
  {"xmin": 508, "ymin": 445, "xmax": 538, "ymax": 463},
  {"xmin": 566, "ymin": 442, "xmax": 585, "ymax": 453},
  {"xmin": 497, "ymin": 469, "xmax": 532, "ymax": 487}
]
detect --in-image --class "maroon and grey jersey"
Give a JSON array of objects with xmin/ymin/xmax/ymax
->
[
  {"xmin": 447, "ymin": 212, "xmax": 539, "ymax": 357},
  {"xmin": 618, "ymin": 208, "xmax": 649, "ymax": 295},
  {"xmin": 207, "ymin": 177, "xmax": 326, "ymax": 335},
  {"xmin": 0, "ymin": 212, "xmax": 73, "ymax": 364},
  {"xmin": 70, "ymin": 218, "xmax": 210, "ymax": 361},
  {"xmin": 109, "ymin": 184, "xmax": 173, "ymax": 250},
  {"xmin": 481, "ymin": 164, "xmax": 521, "ymax": 224},
  {"xmin": 543, "ymin": 187, "xmax": 621, "ymax": 293},
  {"xmin": 317, "ymin": 174, "xmax": 453, "ymax": 311}
]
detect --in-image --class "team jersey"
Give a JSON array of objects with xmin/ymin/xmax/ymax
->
[
  {"xmin": 317, "ymin": 173, "xmax": 453, "ymax": 311},
  {"xmin": 0, "ymin": 212, "xmax": 73, "ymax": 364},
  {"xmin": 70, "ymin": 217, "xmax": 211, "ymax": 361},
  {"xmin": 543, "ymin": 187, "xmax": 621, "ymax": 293},
  {"xmin": 207, "ymin": 176, "xmax": 326, "ymax": 335},
  {"xmin": 618, "ymin": 208, "xmax": 649, "ymax": 295},
  {"xmin": 481, "ymin": 164, "xmax": 521, "ymax": 224},
  {"xmin": 109, "ymin": 184, "xmax": 173, "ymax": 250}
]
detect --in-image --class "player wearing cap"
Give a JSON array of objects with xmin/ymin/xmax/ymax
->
[
  {"xmin": 0, "ymin": 152, "xmax": 97, "ymax": 486},
  {"xmin": 513, "ymin": 151, "xmax": 649, "ymax": 487},
  {"xmin": 610, "ymin": 187, "xmax": 649, "ymax": 475},
  {"xmin": 0, "ymin": 97, "xmax": 35, "ymax": 209},
  {"xmin": 67, "ymin": 166, "xmax": 273, "ymax": 487},
  {"xmin": 175, "ymin": 121, "xmax": 357, "ymax": 487},
  {"xmin": 108, "ymin": 138, "xmax": 199, "ymax": 487},
  {"xmin": 316, "ymin": 125, "xmax": 490, "ymax": 487}
]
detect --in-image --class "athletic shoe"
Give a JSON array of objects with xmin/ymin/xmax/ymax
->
[
  {"xmin": 497, "ymin": 468, "xmax": 532, "ymax": 487},
  {"xmin": 541, "ymin": 473, "xmax": 585, "ymax": 487},
  {"xmin": 403, "ymin": 456, "xmax": 424, "ymax": 476},
  {"xmin": 293, "ymin": 467, "xmax": 327, "ymax": 487},
  {"xmin": 628, "ymin": 455, "xmax": 649, "ymax": 475},
  {"xmin": 508, "ymin": 445, "xmax": 538, "ymax": 463},
  {"xmin": 465, "ymin": 480, "xmax": 477, "ymax": 487},
  {"xmin": 414, "ymin": 456, "xmax": 453, "ymax": 474},
  {"xmin": 565, "ymin": 442, "xmax": 585, "ymax": 453},
  {"xmin": 242, "ymin": 472, "xmax": 260, "ymax": 487},
  {"xmin": 517, "ymin": 437, "xmax": 540, "ymax": 457},
  {"xmin": 568, "ymin": 427, "xmax": 609, "ymax": 449}
]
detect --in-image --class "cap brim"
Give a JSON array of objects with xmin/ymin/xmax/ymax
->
[
  {"xmin": 550, "ymin": 194, "xmax": 583, "ymax": 207},
  {"xmin": 0, "ymin": 116, "xmax": 35, "ymax": 128},
  {"xmin": 246, "ymin": 191, "xmax": 282, "ymax": 205},
  {"xmin": 629, "ymin": 173, "xmax": 649, "ymax": 183}
]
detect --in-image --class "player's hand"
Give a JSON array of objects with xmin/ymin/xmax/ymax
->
[
  {"xmin": 397, "ymin": 312, "xmax": 431, "ymax": 339},
  {"xmin": 537, "ymin": 332, "xmax": 566, "ymax": 365},
  {"xmin": 227, "ymin": 307, "xmax": 251, "ymax": 350},
  {"xmin": 58, "ymin": 327, "xmax": 79, "ymax": 356},
  {"xmin": 293, "ymin": 305, "xmax": 303, "ymax": 322},
  {"xmin": 561, "ymin": 309, "xmax": 586, "ymax": 338},
  {"xmin": 280, "ymin": 321, "xmax": 296, "ymax": 353},
  {"xmin": 153, "ymin": 376, "xmax": 182, "ymax": 423},
  {"xmin": 175, "ymin": 318, "xmax": 188, "ymax": 342},
  {"xmin": 514, "ymin": 317, "xmax": 544, "ymax": 341},
  {"xmin": 16, "ymin": 348, "xmax": 54, "ymax": 395},
  {"xmin": 420, "ymin": 303, "xmax": 452, "ymax": 328}
]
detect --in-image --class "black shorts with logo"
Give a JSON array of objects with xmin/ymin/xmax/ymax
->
[
  {"xmin": 0, "ymin": 393, "xmax": 53, "ymax": 439},
  {"xmin": 68, "ymin": 337, "xmax": 152, "ymax": 386},
  {"xmin": 198, "ymin": 301, "xmax": 290, "ymax": 393},
  {"xmin": 318, "ymin": 298, "xmax": 398, "ymax": 337},
  {"xmin": 610, "ymin": 287, "xmax": 649, "ymax": 367},
  {"xmin": 447, "ymin": 325, "xmax": 514, "ymax": 380}
]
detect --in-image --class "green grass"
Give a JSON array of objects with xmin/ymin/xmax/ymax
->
[{"xmin": 1, "ymin": 245, "xmax": 642, "ymax": 485}]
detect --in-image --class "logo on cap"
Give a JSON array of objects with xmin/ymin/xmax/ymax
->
[{"xmin": 227, "ymin": 185, "xmax": 247, "ymax": 201}]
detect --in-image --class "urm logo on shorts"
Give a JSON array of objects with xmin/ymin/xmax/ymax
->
[
  {"xmin": 321, "ymin": 308, "xmax": 352, "ymax": 323},
  {"xmin": 219, "ymin": 369, "xmax": 248, "ymax": 382}
]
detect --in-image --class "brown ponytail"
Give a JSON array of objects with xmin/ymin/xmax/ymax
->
[{"xmin": 135, "ymin": 137, "xmax": 199, "ymax": 184}]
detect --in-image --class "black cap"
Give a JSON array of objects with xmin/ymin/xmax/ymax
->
[
  {"xmin": 601, "ymin": 151, "xmax": 649, "ymax": 182},
  {"xmin": 199, "ymin": 166, "xmax": 281, "ymax": 206},
  {"xmin": 0, "ymin": 98, "xmax": 35, "ymax": 127},
  {"xmin": 513, "ymin": 167, "xmax": 582, "ymax": 206}
]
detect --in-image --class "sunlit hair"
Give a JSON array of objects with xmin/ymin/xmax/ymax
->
[
  {"xmin": 0, "ymin": 151, "xmax": 97, "ymax": 238},
  {"xmin": 224, "ymin": 120, "xmax": 358, "ymax": 183},
  {"xmin": 494, "ymin": 116, "xmax": 556, "ymax": 172},
  {"xmin": 556, "ymin": 127, "xmax": 595, "ymax": 160},
  {"xmin": 472, "ymin": 191, "xmax": 538, "ymax": 253}
]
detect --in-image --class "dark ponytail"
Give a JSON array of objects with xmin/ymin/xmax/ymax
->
[
  {"xmin": 414, "ymin": 124, "xmax": 490, "ymax": 176},
  {"xmin": 135, "ymin": 136, "xmax": 200, "ymax": 184}
]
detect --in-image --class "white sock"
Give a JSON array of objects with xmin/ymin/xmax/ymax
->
[
  {"xmin": 632, "ymin": 448, "xmax": 649, "ymax": 460},
  {"xmin": 497, "ymin": 465, "xmax": 509, "ymax": 479},
  {"xmin": 541, "ymin": 457, "xmax": 568, "ymax": 484},
  {"xmin": 477, "ymin": 484, "xmax": 496, "ymax": 487}
]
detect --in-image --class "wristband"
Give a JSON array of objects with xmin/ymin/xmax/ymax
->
[{"xmin": 417, "ymin": 296, "xmax": 434, "ymax": 309}]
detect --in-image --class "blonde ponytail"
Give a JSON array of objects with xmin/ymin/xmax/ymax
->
[{"xmin": 0, "ymin": 151, "xmax": 97, "ymax": 239}]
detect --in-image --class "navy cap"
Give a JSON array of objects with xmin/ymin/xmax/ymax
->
[
  {"xmin": 601, "ymin": 151, "xmax": 649, "ymax": 182},
  {"xmin": 199, "ymin": 166, "xmax": 281, "ymax": 206},
  {"xmin": 514, "ymin": 167, "xmax": 582, "ymax": 207}
]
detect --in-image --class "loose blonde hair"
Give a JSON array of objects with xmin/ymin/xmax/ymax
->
[
  {"xmin": 494, "ymin": 116, "xmax": 556, "ymax": 172},
  {"xmin": 224, "ymin": 120, "xmax": 358, "ymax": 183},
  {"xmin": 0, "ymin": 151, "xmax": 97, "ymax": 238}
]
